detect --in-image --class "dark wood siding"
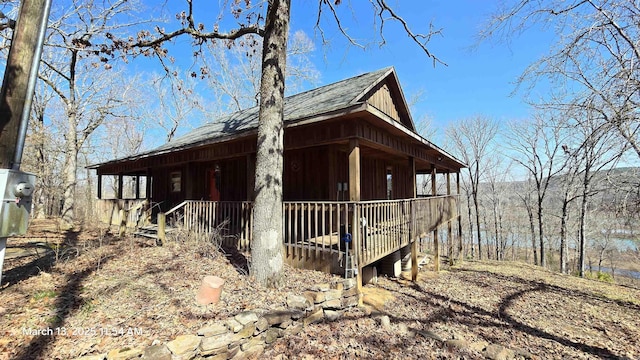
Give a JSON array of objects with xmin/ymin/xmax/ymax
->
[{"xmin": 284, "ymin": 146, "xmax": 330, "ymax": 201}]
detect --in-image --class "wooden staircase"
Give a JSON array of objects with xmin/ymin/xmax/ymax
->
[{"xmin": 133, "ymin": 224, "xmax": 176, "ymax": 243}]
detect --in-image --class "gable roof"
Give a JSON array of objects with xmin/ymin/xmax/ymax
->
[
  {"xmin": 90, "ymin": 67, "xmax": 464, "ymax": 170},
  {"xmin": 149, "ymin": 67, "xmax": 400, "ymax": 155}
]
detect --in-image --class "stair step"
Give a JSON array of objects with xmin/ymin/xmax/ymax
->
[{"xmin": 133, "ymin": 232, "xmax": 159, "ymax": 240}]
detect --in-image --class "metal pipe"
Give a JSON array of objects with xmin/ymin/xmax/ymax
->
[
  {"xmin": 0, "ymin": 237, "xmax": 6, "ymax": 286},
  {"xmin": 12, "ymin": 0, "xmax": 52, "ymax": 170}
]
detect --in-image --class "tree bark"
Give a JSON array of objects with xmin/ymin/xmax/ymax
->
[
  {"xmin": 560, "ymin": 196, "xmax": 569, "ymax": 274},
  {"xmin": 473, "ymin": 189, "xmax": 482, "ymax": 260},
  {"xmin": 537, "ymin": 196, "xmax": 545, "ymax": 267},
  {"xmin": 250, "ymin": 0, "xmax": 290, "ymax": 287},
  {"xmin": 61, "ymin": 107, "xmax": 78, "ymax": 224}
]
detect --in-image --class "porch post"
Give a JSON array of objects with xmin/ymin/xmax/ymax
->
[
  {"xmin": 457, "ymin": 171, "xmax": 463, "ymax": 263},
  {"xmin": 145, "ymin": 168, "xmax": 152, "ymax": 200},
  {"xmin": 97, "ymin": 173, "xmax": 102, "ymax": 199},
  {"xmin": 409, "ymin": 157, "xmax": 418, "ymax": 281},
  {"xmin": 349, "ymin": 138, "xmax": 363, "ymax": 296},
  {"xmin": 135, "ymin": 175, "xmax": 140, "ymax": 199},
  {"xmin": 432, "ymin": 168, "xmax": 439, "ymax": 272},
  {"xmin": 348, "ymin": 139, "xmax": 360, "ymax": 201},
  {"xmin": 447, "ymin": 172, "xmax": 453, "ymax": 264},
  {"xmin": 117, "ymin": 173, "xmax": 123, "ymax": 199}
]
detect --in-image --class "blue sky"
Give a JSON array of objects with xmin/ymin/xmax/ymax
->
[
  {"xmin": 137, "ymin": 0, "xmax": 556, "ymax": 144},
  {"xmin": 286, "ymin": 0, "xmax": 555, "ymax": 142}
]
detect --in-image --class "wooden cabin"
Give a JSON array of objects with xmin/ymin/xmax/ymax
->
[{"xmin": 90, "ymin": 67, "xmax": 465, "ymax": 280}]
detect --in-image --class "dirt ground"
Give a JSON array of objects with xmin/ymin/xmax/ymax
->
[{"xmin": 1, "ymin": 220, "xmax": 639, "ymax": 359}]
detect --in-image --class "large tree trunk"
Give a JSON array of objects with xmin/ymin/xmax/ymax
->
[
  {"xmin": 526, "ymin": 205, "xmax": 537, "ymax": 266},
  {"xmin": 537, "ymin": 197, "xmax": 546, "ymax": 267},
  {"xmin": 578, "ymin": 177, "xmax": 590, "ymax": 277},
  {"xmin": 250, "ymin": 0, "xmax": 290, "ymax": 287},
  {"xmin": 61, "ymin": 108, "xmax": 78, "ymax": 225},
  {"xmin": 560, "ymin": 196, "xmax": 569, "ymax": 274},
  {"xmin": 473, "ymin": 190, "xmax": 482, "ymax": 260},
  {"xmin": 466, "ymin": 191, "xmax": 474, "ymax": 259}
]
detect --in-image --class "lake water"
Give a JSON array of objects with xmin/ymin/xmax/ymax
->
[{"xmin": 589, "ymin": 265, "xmax": 640, "ymax": 279}]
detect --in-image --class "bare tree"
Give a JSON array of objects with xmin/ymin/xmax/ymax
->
[
  {"xmin": 2, "ymin": 0, "xmax": 147, "ymax": 225},
  {"xmin": 568, "ymin": 107, "xmax": 625, "ymax": 277},
  {"xmin": 506, "ymin": 115, "xmax": 566, "ymax": 267},
  {"xmin": 482, "ymin": 0, "xmax": 640, "ymax": 160},
  {"xmin": 109, "ymin": 0, "xmax": 443, "ymax": 286},
  {"xmin": 446, "ymin": 116, "xmax": 498, "ymax": 260}
]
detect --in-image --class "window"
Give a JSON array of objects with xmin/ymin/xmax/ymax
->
[{"xmin": 170, "ymin": 171, "xmax": 181, "ymax": 193}]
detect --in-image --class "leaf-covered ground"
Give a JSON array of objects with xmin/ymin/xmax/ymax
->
[{"xmin": 1, "ymin": 220, "xmax": 639, "ymax": 359}]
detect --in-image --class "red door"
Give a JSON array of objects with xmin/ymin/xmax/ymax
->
[{"xmin": 208, "ymin": 168, "xmax": 220, "ymax": 201}]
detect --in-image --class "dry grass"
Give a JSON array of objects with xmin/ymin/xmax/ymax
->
[
  {"xmin": 2, "ymin": 220, "xmax": 640, "ymax": 359},
  {"xmin": 0, "ymin": 220, "xmax": 336, "ymax": 359}
]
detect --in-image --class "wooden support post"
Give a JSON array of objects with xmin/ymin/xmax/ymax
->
[
  {"xmin": 157, "ymin": 212, "xmax": 166, "ymax": 244},
  {"xmin": 411, "ymin": 201, "xmax": 418, "ymax": 281},
  {"xmin": 118, "ymin": 208, "xmax": 126, "ymax": 237},
  {"xmin": 97, "ymin": 173, "xmax": 102, "ymax": 199},
  {"xmin": 432, "ymin": 168, "xmax": 439, "ymax": 272},
  {"xmin": 117, "ymin": 173, "xmax": 123, "ymax": 199},
  {"xmin": 135, "ymin": 175, "xmax": 140, "ymax": 199},
  {"xmin": 457, "ymin": 172, "xmax": 463, "ymax": 263},
  {"xmin": 447, "ymin": 172, "xmax": 453, "ymax": 264},
  {"xmin": 348, "ymin": 139, "xmax": 361, "ymax": 202},
  {"xmin": 145, "ymin": 168, "xmax": 152, "ymax": 200},
  {"xmin": 353, "ymin": 203, "xmax": 363, "ymax": 305}
]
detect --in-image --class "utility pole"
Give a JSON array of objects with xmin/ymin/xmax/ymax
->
[{"xmin": 0, "ymin": 0, "xmax": 52, "ymax": 286}]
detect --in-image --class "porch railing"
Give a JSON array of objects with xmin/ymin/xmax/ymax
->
[
  {"xmin": 181, "ymin": 201, "xmax": 254, "ymax": 250},
  {"xmin": 95, "ymin": 199, "xmax": 149, "ymax": 228},
  {"xmin": 96, "ymin": 196, "xmax": 458, "ymax": 266}
]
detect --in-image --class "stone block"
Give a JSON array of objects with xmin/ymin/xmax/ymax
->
[
  {"xmin": 324, "ymin": 289, "xmax": 343, "ymax": 301},
  {"xmin": 234, "ymin": 345, "xmax": 264, "ymax": 360},
  {"xmin": 342, "ymin": 294, "xmax": 360, "ymax": 308},
  {"xmin": 240, "ymin": 337, "xmax": 265, "ymax": 351},
  {"xmin": 342, "ymin": 278, "xmax": 356, "ymax": 290},
  {"xmin": 311, "ymin": 283, "xmax": 331, "ymax": 291},
  {"xmin": 324, "ymin": 310, "xmax": 343, "ymax": 322},
  {"xmin": 286, "ymin": 294, "xmax": 311, "ymax": 310},
  {"xmin": 166, "ymin": 335, "xmax": 201, "ymax": 357},
  {"xmin": 200, "ymin": 333, "xmax": 234, "ymax": 355},
  {"xmin": 321, "ymin": 299, "xmax": 342, "ymax": 309},
  {"xmin": 197, "ymin": 324, "xmax": 229, "ymax": 337},
  {"xmin": 342, "ymin": 285, "xmax": 359, "ymax": 298},
  {"xmin": 263, "ymin": 328, "xmax": 281, "ymax": 344},
  {"xmin": 234, "ymin": 311, "xmax": 259, "ymax": 326},
  {"xmin": 226, "ymin": 319, "xmax": 243, "ymax": 333},
  {"xmin": 278, "ymin": 319, "xmax": 293, "ymax": 329},
  {"xmin": 142, "ymin": 345, "xmax": 171, "ymax": 360},
  {"xmin": 263, "ymin": 309, "xmax": 296, "ymax": 325},
  {"xmin": 255, "ymin": 317, "xmax": 269, "ymax": 333},
  {"xmin": 106, "ymin": 347, "xmax": 143, "ymax": 360},
  {"xmin": 234, "ymin": 323, "xmax": 256, "ymax": 340},
  {"xmin": 304, "ymin": 290, "xmax": 325, "ymax": 304},
  {"xmin": 303, "ymin": 307, "xmax": 324, "ymax": 326}
]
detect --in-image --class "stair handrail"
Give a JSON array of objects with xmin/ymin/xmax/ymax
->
[{"xmin": 165, "ymin": 200, "xmax": 189, "ymax": 217}]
